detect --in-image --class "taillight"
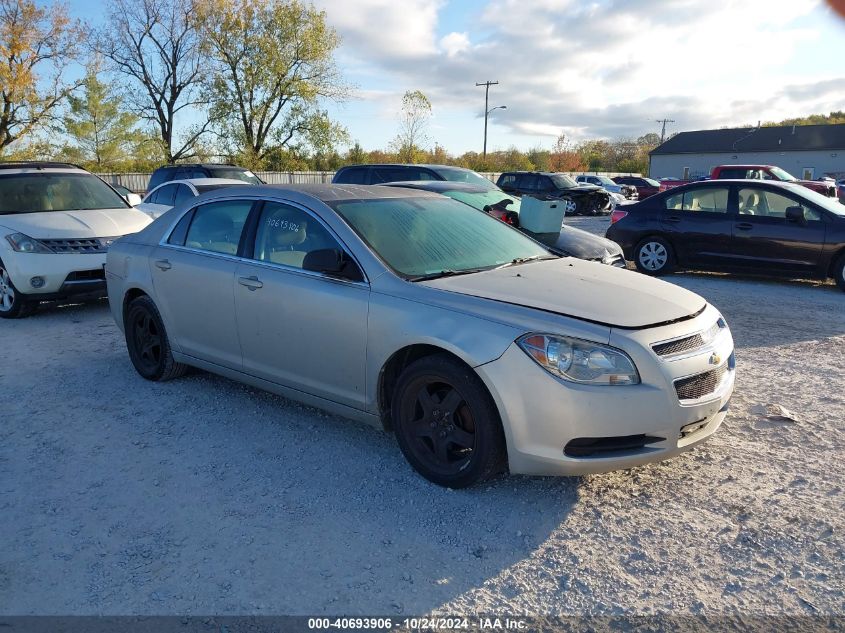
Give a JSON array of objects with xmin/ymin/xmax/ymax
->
[{"xmin": 610, "ymin": 209, "xmax": 628, "ymax": 224}]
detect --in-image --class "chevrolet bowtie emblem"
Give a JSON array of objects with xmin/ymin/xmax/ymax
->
[{"xmin": 709, "ymin": 353, "xmax": 721, "ymax": 366}]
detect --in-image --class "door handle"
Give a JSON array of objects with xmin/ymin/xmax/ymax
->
[
  {"xmin": 664, "ymin": 216, "xmax": 681, "ymax": 223},
  {"xmin": 736, "ymin": 222, "xmax": 753, "ymax": 231},
  {"xmin": 238, "ymin": 275, "xmax": 264, "ymax": 290},
  {"xmin": 154, "ymin": 259, "xmax": 171, "ymax": 271}
]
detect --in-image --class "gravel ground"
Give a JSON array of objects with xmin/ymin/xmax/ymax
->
[{"xmin": 1, "ymin": 214, "xmax": 844, "ymax": 617}]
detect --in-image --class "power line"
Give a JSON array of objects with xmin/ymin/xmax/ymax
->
[{"xmin": 655, "ymin": 118, "xmax": 675, "ymax": 143}]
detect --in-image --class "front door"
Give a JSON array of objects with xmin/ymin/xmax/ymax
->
[
  {"xmin": 731, "ymin": 186, "xmax": 826, "ymax": 274},
  {"xmin": 234, "ymin": 200, "xmax": 370, "ymax": 410},
  {"xmin": 150, "ymin": 199, "xmax": 255, "ymax": 369}
]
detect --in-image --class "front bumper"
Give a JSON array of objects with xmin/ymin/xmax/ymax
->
[
  {"xmin": 1, "ymin": 251, "xmax": 107, "ymax": 297},
  {"xmin": 475, "ymin": 306, "xmax": 734, "ymax": 476}
]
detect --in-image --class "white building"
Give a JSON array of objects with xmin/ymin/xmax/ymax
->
[{"xmin": 649, "ymin": 124, "xmax": 845, "ymax": 181}]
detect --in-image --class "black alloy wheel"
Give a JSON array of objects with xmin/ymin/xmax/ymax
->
[
  {"xmin": 124, "ymin": 295, "xmax": 187, "ymax": 381},
  {"xmin": 392, "ymin": 354, "xmax": 506, "ymax": 488}
]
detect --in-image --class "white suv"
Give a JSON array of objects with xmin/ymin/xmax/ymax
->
[{"xmin": 0, "ymin": 162, "xmax": 152, "ymax": 318}]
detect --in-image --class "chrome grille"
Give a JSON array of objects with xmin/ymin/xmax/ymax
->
[
  {"xmin": 675, "ymin": 364, "xmax": 728, "ymax": 401},
  {"xmin": 40, "ymin": 237, "xmax": 116, "ymax": 254}
]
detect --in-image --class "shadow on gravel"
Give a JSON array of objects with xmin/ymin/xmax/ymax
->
[
  {"xmin": 2, "ymin": 336, "xmax": 578, "ymax": 615},
  {"xmin": 665, "ymin": 273, "xmax": 845, "ymax": 349}
]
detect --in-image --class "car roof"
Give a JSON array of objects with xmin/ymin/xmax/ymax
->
[
  {"xmin": 160, "ymin": 178, "xmax": 249, "ymax": 187},
  {"xmin": 338, "ymin": 163, "xmax": 471, "ymax": 171},
  {"xmin": 666, "ymin": 179, "xmax": 804, "ymax": 191},
  {"xmin": 154, "ymin": 163, "xmax": 251, "ymax": 170},
  {"xmin": 192, "ymin": 183, "xmax": 441, "ymax": 205},
  {"xmin": 0, "ymin": 161, "xmax": 88, "ymax": 172},
  {"xmin": 715, "ymin": 164, "xmax": 776, "ymax": 169}
]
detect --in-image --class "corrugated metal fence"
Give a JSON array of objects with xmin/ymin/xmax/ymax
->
[{"xmin": 96, "ymin": 170, "xmax": 640, "ymax": 193}]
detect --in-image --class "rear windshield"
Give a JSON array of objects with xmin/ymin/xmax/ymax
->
[
  {"xmin": 0, "ymin": 173, "xmax": 128, "ymax": 215},
  {"xmin": 431, "ymin": 167, "xmax": 498, "ymax": 190},
  {"xmin": 194, "ymin": 183, "xmax": 243, "ymax": 194},
  {"xmin": 206, "ymin": 168, "xmax": 263, "ymax": 185}
]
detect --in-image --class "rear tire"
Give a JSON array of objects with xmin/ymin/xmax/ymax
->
[
  {"xmin": 391, "ymin": 354, "xmax": 507, "ymax": 488},
  {"xmin": 634, "ymin": 237, "xmax": 675, "ymax": 275},
  {"xmin": 124, "ymin": 295, "xmax": 187, "ymax": 381},
  {"xmin": 0, "ymin": 260, "xmax": 38, "ymax": 319}
]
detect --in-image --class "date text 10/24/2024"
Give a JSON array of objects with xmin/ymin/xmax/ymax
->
[{"xmin": 307, "ymin": 617, "xmax": 529, "ymax": 631}]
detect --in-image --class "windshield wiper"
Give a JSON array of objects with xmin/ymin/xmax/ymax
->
[
  {"xmin": 409, "ymin": 268, "xmax": 491, "ymax": 282},
  {"xmin": 500, "ymin": 254, "xmax": 557, "ymax": 268}
]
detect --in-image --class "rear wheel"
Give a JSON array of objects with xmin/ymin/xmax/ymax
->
[
  {"xmin": 560, "ymin": 195, "xmax": 577, "ymax": 216},
  {"xmin": 124, "ymin": 295, "xmax": 187, "ymax": 381},
  {"xmin": 391, "ymin": 354, "xmax": 507, "ymax": 488},
  {"xmin": 634, "ymin": 237, "xmax": 675, "ymax": 275},
  {"xmin": 0, "ymin": 260, "xmax": 38, "ymax": 319}
]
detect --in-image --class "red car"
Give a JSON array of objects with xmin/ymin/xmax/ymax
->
[
  {"xmin": 710, "ymin": 165, "xmax": 837, "ymax": 197},
  {"xmin": 613, "ymin": 176, "xmax": 661, "ymax": 199}
]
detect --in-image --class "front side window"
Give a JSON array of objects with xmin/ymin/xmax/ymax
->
[
  {"xmin": 174, "ymin": 184, "xmax": 194, "ymax": 206},
  {"xmin": 253, "ymin": 202, "xmax": 340, "ymax": 269},
  {"xmin": 335, "ymin": 167, "xmax": 368, "ymax": 184},
  {"xmin": 332, "ymin": 197, "xmax": 550, "ymax": 278},
  {"xmin": 738, "ymin": 188, "xmax": 821, "ymax": 220},
  {"xmin": 666, "ymin": 187, "xmax": 729, "ymax": 213},
  {"xmin": 184, "ymin": 200, "xmax": 253, "ymax": 255},
  {"xmin": 0, "ymin": 173, "xmax": 128, "ymax": 215}
]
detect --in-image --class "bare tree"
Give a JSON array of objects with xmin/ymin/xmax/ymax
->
[
  {"xmin": 0, "ymin": 0, "xmax": 86, "ymax": 151},
  {"xmin": 392, "ymin": 90, "xmax": 431, "ymax": 163},
  {"xmin": 96, "ymin": 0, "xmax": 209, "ymax": 162}
]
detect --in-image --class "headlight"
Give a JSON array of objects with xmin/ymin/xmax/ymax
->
[
  {"xmin": 5, "ymin": 233, "xmax": 54, "ymax": 253},
  {"xmin": 518, "ymin": 334, "xmax": 640, "ymax": 385}
]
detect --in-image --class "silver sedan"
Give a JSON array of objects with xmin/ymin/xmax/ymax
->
[{"xmin": 107, "ymin": 184, "xmax": 735, "ymax": 488}]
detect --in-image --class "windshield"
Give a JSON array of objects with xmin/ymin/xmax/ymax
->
[
  {"xmin": 207, "ymin": 168, "xmax": 263, "ymax": 185},
  {"xmin": 0, "ymin": 173, "xmax": 128, "ymax": 215},
  {"xmin": 644, "ymin": 178, "xmax": 660, "ymax": 187},
  {"xmin": 793, "ymin": 185, "xmax": 845, "ymax": 216},
  {"xmin": 769, "ymin": 166, "xmax": 797, "ymax": 182},
  {"xmin": 431, "ymin": 167, "xmax": 498, "ymax": 190},
  {"xmin": 593, "ymin": 175, "xmax": 616, "ymax": 186},
  {"xmin": 441, "ymin": 189, "xmax": 520, "ymax": 213},
  {"xmin": 332, "ymin": 197, "xmax": 550, "ymax": 277},
  {"xmin": 551, "ymin": 174, "xmax": 578, "ymax": 188}
]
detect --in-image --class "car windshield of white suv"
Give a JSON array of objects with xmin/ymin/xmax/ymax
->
[
  {"xmin": 332, "ymin": 197, "xmax": 552, "ymax": 279},
  {"xmin": 431, "ymin": 167, "xmax": 498, "ymax": 190},
  {"xmin": 0, "ymin": 173, "xmax": 128, "ymax": 214}
]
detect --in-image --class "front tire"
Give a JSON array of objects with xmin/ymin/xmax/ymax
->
[
  {"xmin": 391, "ymin": 354, "xmax": 507, "ymax": 488},
  {"xmin": 634, "ymin": 237, "xmax": 675, "ymax": 275},
  {"xmin": 0, "ymin": 260, "xmax": 38, "ymax": 319},
  {"xmin": 124, "ymin": 295, "xmax": 187, "ymax": 381}
]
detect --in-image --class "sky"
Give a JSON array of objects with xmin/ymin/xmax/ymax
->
[{"xmin": 67, "ymin": 0, "xmax": 845, "ymax": 155}]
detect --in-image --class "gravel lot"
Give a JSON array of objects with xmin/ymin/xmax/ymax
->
[{"xmin": 2, "ymin": 214, "xmax": 844, "ymax": 617}]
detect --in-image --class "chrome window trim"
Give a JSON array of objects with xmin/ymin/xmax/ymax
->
[{"xmin": 157, "ymin": 194, "xmax": 371, "ymax": 287}]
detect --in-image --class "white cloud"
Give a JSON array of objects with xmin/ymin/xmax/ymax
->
[{"xmin": 440, "ymin": 31, "xmax": 471, "ymax": 57}]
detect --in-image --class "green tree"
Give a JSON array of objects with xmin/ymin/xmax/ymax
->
[
  {"xmin": 197, "ymin": 0, "xmax": 348, "ymax": 164},
  {"xmin": 61, "ymin": 67, "xmax": 145, "ymax": 169},
  {"xmin": 0, "ymin": 0, "xmax": 86, "ymax": 152},
  {"xmin": 392, "ymin": 90, "xmax": 431, "ymax": 163}
]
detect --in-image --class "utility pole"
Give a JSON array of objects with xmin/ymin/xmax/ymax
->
[
  {"xmin": 655, "ymin": 118, "xmax": 675, "ymax": 143},
  {"xmin": 477, "ymin": 80, "xmax": 499, "ymax": 158}
]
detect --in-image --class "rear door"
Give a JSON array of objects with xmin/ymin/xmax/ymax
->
[
  {"xmin": 731, "ymin": 185, "xmax": 826, "ymax": 273},
  {"xmin": 150, "ymin": 199, "xmax": 255, "ymax": 369},
  {"xmin": 233, "ymin": 200, "xmax": 370, "ymax": 409},
  {"xmin": 660, "ymin": 186, "xmax": 734, "ymax": 265}
]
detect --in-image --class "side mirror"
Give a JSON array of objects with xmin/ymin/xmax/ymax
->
[
  {"xmin": 302, "ymin": 248, "xmax": 363, "ymax": 281},
  {"xmin": 785, "ymin": 206, "xmax": 807, "ymax": 225}
]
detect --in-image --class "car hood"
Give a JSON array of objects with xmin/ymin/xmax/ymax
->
[
  {"xmin": 0, "ymin": 208, "xmax": 152, "ymax": 239},
  {"xmin": 421, "ymin": 258, "xmax": 705, "ymax": 329}
]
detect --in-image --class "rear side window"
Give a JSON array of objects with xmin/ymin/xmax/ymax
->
[
  {"xmin": 369, "ymin": 167, "xmax": 434, "ymax": 183},
  {"xmin": 167, "ymin": 209, "xmax": 195, "ymax": 246},
  {"xmin": 498, "ymin": 174, "xmax": 517, "ymax": 188},
  {"xmin": 666, "ymin": 187, "xmax": 729, "ymax": 213},
  {"xmin": 151, "ymin": 184, "xmax": 177, "ymax": 206},
  {"xmin": 334, "ymin": 167, "xmax": 368, "ymax": 184},
  {"xmin": 517, "ymin": 174, "xmax": 539, "ymax": 191},
  {"xmin": 184, "ymin": 200, "xmax": 253, "ymax": 255}
]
